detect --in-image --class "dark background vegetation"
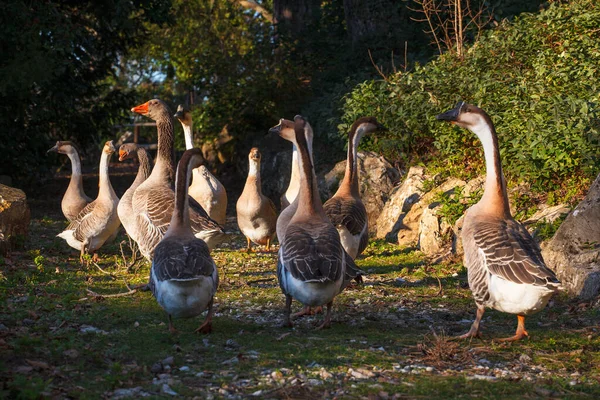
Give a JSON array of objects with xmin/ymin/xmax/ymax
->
[{"xmin": 2, "ymin": 0, "xmax": 597, "ymax": 205}]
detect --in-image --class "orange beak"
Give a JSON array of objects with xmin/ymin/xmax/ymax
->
[
  {"xmin": 131, "ymin": 102, "xmax": 149, "ymax": 115},
  {"xmin": 118, "ymin": 150, "xmax": 128, "ymax": 161}
]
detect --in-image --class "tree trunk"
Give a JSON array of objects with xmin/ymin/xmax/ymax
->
[
  {"xmin": 273, "ymin": 0, "xmax": 320, "ymax": 36},
  {"xmin": 543, "ymin": 174, "xmax": 600, "ymax": 300}
]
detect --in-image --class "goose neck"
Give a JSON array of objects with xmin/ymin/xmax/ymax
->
[
  {"xmin": 246, "ymin": 159, "xmax": 262, "ymax": 189},
  {"xmin": 182, "ymin": 122, "xmax": 194, "ymax": 150},
  {"xmin": 98, "ymin": 151, "xmax": 115, "ymax": 199},
  {"xmin": 472, "ymin": 121, "xmax": 510, "ymax": 216},
  {"xmin": 66, "ymin": 150, "xmax": 85, "ymax": 192},
  {"xmin": 132, "ymin": 149, "xmax": 152, "ymax": 188},
  {"xmin": 170, "ymin": 155, "xmax": 195, "ymax": 231},
  {"xmin": 295, "ymin": 137, "xmax": 323, "ymax": 217},
  {"xmin": 152, "ymin": 117, "xmax": 175, "ymax": 183},
  {"xmin": 340, "ymin": 127, "xmax": 364, "ymax": 195}
]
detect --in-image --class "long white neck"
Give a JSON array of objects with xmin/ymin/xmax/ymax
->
[
  {"xmin": 66, "ymin": 150, "xmax": 85, "ymax": 194},
  {"xmin": 285, "ymin": 137, "xmax": 314, "ymax": 204},
  {"xmin": 182, "ymin": 122, "xmax": 194, "ymax": 150},
  {"xmin": 471, "ymin": 119, "xmax": 509, "ymax": 215},
  {"xmin": 98, "ymin": 151, "xmax": 116, "ymax": 199}
]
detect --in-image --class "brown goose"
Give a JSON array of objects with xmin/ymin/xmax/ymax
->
[
  {"xmin": 236, "ymin": 148, "xmax": 277, "ymax": 251},
  {"xmin": 130, "ymin": 99, "xmax": 226, "ymax": 261},
  {"xmin": 271, "ymin": 115, "xmax": 362, "ymax": 329},
  {"xmin": 150, "ymin": 148, "xmax": 219, "ymax": 334},
  {"xmin": 47, "ymin": 141, "xmax": 92, "ymax": 221},
  {"xmin": 174, "ymin": 105, "xmax": 228, "ymax": 225},
  {"xmin": 323, "ymin": 117, "xmax": 386, "ymax": 259},
  {"xmin": 117, "ymin": 143, "xmax": 152, "ymax": 243},
  {"xmin": 57, "ymin": 141, "xmax": 121, "ymax": 262},
  {"xmin": 437, "ymin": 102, "xmax": 560, "ymax": 341}
]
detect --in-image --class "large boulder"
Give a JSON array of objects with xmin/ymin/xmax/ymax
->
[
  {"xmin": 397, "ymin": 177, "xmax": 466, "ymax": 249},
  {"xmin": 0, "ymin": 184, "xmax": 31, "ymax": 255},
  {"xmin": 323, "ymin": 151, "xmax": 400, "ymax": 234},
  {"xmin": 376, "ymin": 166, "xmax": 426, "ymax": 242},
  {"xmin": 542, "ymin": 175, "xmax": 600, "ymax": 300}
]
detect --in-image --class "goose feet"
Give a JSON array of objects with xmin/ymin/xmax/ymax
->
[
  {"xmin": 281, "ymin": 295, "xmax": 293, "ymax": 328},
  {"xmin": 291, "ymin": 306, "xmax": 323, "ymax": 320},
  {"xmin": 496, "ymin": 315, "xmax": 529, "ymax": 342},
  {"xmin": 195, "ymin": 300, "xmax": 214, "ymax": 334},
  {"xmin": 315, "ymin": 302, "xmax": 333, "ymax": 330},
  {"xmin": 246, "ymin": 237, "xmax": 253, "ymax": 253},
  {"xmin": 457, "ymin": 305, "xmax": 485, "ymax": 340},
  {"xmin": 168, "ymin": 315, "xmax": 178, "ymax": 334}
]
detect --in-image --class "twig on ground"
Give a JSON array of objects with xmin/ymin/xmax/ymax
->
[
  {"xmin": 92, "ymin": 262, "xmax": 117, "ymax": 278},
  {"xmin": 246, "ymin": 278, "xmax": 275, "ymax": 286},
  {"xmin": 86, "ymin": 288, "xmax": 137, "ymax": 298}
]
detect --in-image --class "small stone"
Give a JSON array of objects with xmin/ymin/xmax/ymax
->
[
  {"xmin": 225, "ymin": 339, "xmax": 240, "ymax": 349},
  {"xmin": 162, "ymin": 356, "xmax": 174, "ymax": 366},
  {"xmin": 319, "ymin": 369, "xmax": 333, "ymax": 380},
  {"xmin": 0, "ymin": 323, "xmax": 8, "ymax": 331},
  {"xmin": 519, "ymin": 354, "xmax": 531, "ymax": 363},
  {"xmin": 569, "ymin": 381, "xmax": 577, "ymax": 386},
  {"xmin": 307, "ymin": 379, "xmax": 322, "ymax": 386},
  {"xmin": 22, "ymin": 318, "xmax": 35, "ymax": 326},
  {"xmin": 150, "ymin": 363, "xmax": 163, "ymax": 374},
  {"xmin": 425, "ymin": 366, "xmax": 434, "ymax": 372},
  {"xmin": 133, "ymin": 321, "xmax": 139, "ymax": 328},
  {"xmin": 252, "ymin": 390, "xmax": 263, "ymax": 396},
  {"xmin": 179, "ymin": 366, "xmax": 190, "ymax": 372},
  {"xmin": 161, "ymin": 384, "xmax": 178, "ymax": 396},
  {"xmin": 378, "ymin": 391, "xmax": 389, "ymax": 400},
  {"xmin": 478, "ymin": 358, "xmax": 491, "ymax": 365}
]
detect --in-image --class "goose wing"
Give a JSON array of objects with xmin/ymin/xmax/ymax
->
[
  {"xmin": 68, "ymin": 200, "xmax": 106, "ymax": 242},
  {"xmin": 343, "ymin": 252, "xmax": 365, "ymax": 282},
  {"xmin": 474, "ymin": 218, "xmax": 560, "ymax": 287},
  {"xmin": 279, "ymin": 223, "xmax": 344, "ymax": 283},
  {"xmin": 151, "ymin": 237, "xmax": 214, "ymax": 283},
  {"xmin": 189, "ymin": 196, "xmax": 225, "ymax": 234},
  {"xmin": 323, "ymin": 196, "xmax": 367, "ymax": 236}
]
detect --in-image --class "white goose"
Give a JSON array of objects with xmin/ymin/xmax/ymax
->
[
  {"xmin": 117, "ymin": 143, "xmax": 152, "ymax": 243},
  {"xmin": 150, "ymin": 148, "xmax": 219, "ymax": 334},
  {"xmin": 174, "ymin": 105, "xmax": 228, "ymax": 225},
  {"xmin": 323, "ymin": 117, "xmax": 386, "ymax": 259},
  {"xmin": 130, "ymin": 99, "xmax": 226, "ymax": 261},
  {"xmin": 236, "ymin": 147, "xmax": 277, "ymax": 251},
  {"xmin": 437, "ymin": 102, "xmax": 560, "ymax": 341},
  {"xmin": 47, "ymin": 141, "xmax": 92, "ymax": 221},
  {"xmin": 270, "ymin": 115, "xmax": 362, "ymax": 329},
  {"xmin": 57, "ymin": 141, "xmax": 121, "ymax": 262}
]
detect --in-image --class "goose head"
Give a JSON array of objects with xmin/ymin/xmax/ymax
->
[
  {"xmin": 118, "ymin": 143, "xmax": 138, "ymax": 162},
  {"xmin": 174, "ymin": 105, "xmax": 192, "ymax": 126},
  {"xmin": 436, "ymin": 102, "xmax": 491, "ymax": 130},
  {"xmin": 249, "ymin": 147, "xmax": 261, "ymax": 162},
  {"xmin": 350, "ymin": 116, "xmax": 387, "ymax": 136},
  {"xmin": 47, "ymin": 141, "xmax": 78, "ymax": 155},
  {"xmin": 103, "ymin": 141, "xmax": 116, "ymax": 155},
  {"xmin": 269, "ymin": 117, "xmax": 314, "ymax": 146},
  {"xmin": 131, "ymin": 99, "xmax": 172, "ymax": 121}
]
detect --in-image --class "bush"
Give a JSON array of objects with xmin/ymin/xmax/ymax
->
[{"xmin": 340, "ymin": 0, "xmax": 600, "ymax": 199}]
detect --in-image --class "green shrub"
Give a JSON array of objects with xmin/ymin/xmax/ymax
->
[{"xmin": 340, "ymin": 0, "xmax": 600, "ymax": 201}]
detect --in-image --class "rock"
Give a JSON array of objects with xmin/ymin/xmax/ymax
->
[
  {"xmin": 543, "ymin": 174, "xmax": 600, "ymax": 300},
  {"xmin": 397, "ymin": 177, "xmax": 466, "ymax": 249},
  {"xmin": 323, "ymin": 151, "xmax": 400, "ymax": 234},
  {"xmin": 525, "ymin": 204, "xmax": 571, "ymax": 243},
  {"xmin": 0, "ymin": 184, "xmax": 30, "ymax": 255},
  {"xmin": 376, "ymin": 166, "xmax": 426, "ymax": 241},
  {"xmin": 111, "ymin": 387, "xmax": 150, "ymax": 399},
  {"xmin": 418, "ymin": 205, "xmax": 452, "ymax": 256}
]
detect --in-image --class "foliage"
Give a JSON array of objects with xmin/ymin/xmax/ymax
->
[
  {"xmin": 434, "ymin": 186, "xmax": 482, "ymax": 225},
  {"xmin": 0, "ymin": 0, "xmax": 171, "ymax": 186},
  {"xmin": 340, "ymin": 0, "xmax": 600, "ymax": 200}
]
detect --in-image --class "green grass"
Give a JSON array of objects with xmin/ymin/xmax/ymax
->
[{"xmin": 1, "ymin": 217, "xmax": 599, "ymax": 398}]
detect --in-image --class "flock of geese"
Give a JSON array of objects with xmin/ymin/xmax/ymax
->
[{"xmin": 47, "ymin": 99, "xmax": 561, "ymax": 341}]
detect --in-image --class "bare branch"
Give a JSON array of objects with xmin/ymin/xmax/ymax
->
[{"xmin": 368, "ymin": 49, "xmax": 389, "ymax": 82}]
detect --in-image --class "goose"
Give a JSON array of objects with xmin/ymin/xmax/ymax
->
[
  {"xmin": 57, "ymin": 141, "xmax": 121, "ymax": 262},
  {"xmin": 270, "ymin": 115, "xmax": 363, "ymax": 329},
  {"xmin": 117, "ymin": 143, "xmax": 152, "ymax": 243},
  {"xmin": 130, "ymin": 99, "xmax": 226, "ymax": 261},
  {"xmin": 47, "ymin": 141, "xmax": 92, "ymax": 221},
  {"xmin": 275, "ymin": 119, "xmax": 314, "ymax": 244},
  {"xmin": 236, "ymin": 147, "xmax": 277, "ymax": 251},
  {"xmin": 174, "ymin": 105, "xmax": 228, "ymax": 225},
  {"xmin": 437, "ymin": 102, "xmax": 560, "ymax": 341},
  {"xmin": 150, "ymin": 148, "xmax": 219, "ymax": 334},
  {"xmin": 323, "ymin": 117, "xmax": 386, "ymax": 260}
]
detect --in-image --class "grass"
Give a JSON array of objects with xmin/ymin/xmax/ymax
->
[{"xmin": 1, "ymin": 213, "xmax": 599, "ymax": 399}]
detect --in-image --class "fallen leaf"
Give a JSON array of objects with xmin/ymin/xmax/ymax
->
[{"xmin": 26, "ymin": 359, "xmax": 50, "ymax": 370}]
